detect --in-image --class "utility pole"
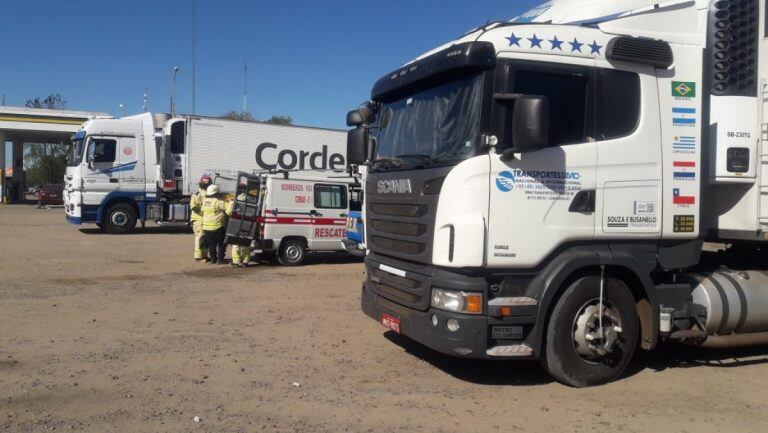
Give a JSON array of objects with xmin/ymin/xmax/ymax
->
[
  {"xmin": 243, "ymin": 59, "xmax": 248, "ymax": 113},
  {"xmin": 192, "ymin": 0, "xmax": 197, "ymax": 115},
  {"xmin": 171, "ymin": 66, "xmax": 180, "ymax": 116}
]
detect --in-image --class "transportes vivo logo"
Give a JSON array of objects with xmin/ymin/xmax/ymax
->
[
  {"xmin": 496, "ymin": 171, "xmax": 516, "ymax": 192},
  {"xmin": 495, "ymin": 169, "xmax": 582, "ymax": 194}
]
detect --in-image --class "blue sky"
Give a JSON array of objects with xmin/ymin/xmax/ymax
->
[{"xmin": 0, "ymin": 0, "xmax": 541, "ymax": 130}]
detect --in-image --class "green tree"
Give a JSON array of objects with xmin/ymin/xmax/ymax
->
[
  {"xmin": 24, "ymin": 143, "xmax": 69, "ymax": 186},
  {"xmin": 220, "ymin": 110, "xmax": 255, "ymax": 121},
  {"xmin": 265, "ymin": 115, "xmax": 293, "ymax": 125},
  {"xmin": 25, "ymin": 93, "xmax": 67, "ymax": 110}
]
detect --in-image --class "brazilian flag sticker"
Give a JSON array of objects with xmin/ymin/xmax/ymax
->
[{"xmin": 672, "ymin": 81, "xmax": 696, "ymax": 98}]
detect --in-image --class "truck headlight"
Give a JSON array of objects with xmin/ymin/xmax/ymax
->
[{"xmin": 430, "ymin": 288, "xmax": 483, "ymax": 315}]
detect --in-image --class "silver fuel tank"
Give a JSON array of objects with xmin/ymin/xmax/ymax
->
[{"xmin": 687, "ymin": 270, "xmax": 768, "ymax": 337}]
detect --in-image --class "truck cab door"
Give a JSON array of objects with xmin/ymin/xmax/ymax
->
[
  {"xmin": 594, "ymin": 66, "xmax": 661, "ymax": 240},
  {"xmin": 82, "ymin": 137, "xmax": 118, "ymax": 205},
  {"xmin": 487, "ymin": 60, "xmax": 597, "ymax": 268},
  {"xmin": 116, "ymin": 136, "xmax": 142, "ymax": 192}
]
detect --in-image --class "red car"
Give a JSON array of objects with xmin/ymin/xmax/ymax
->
[{"xmin": 38, "ymin": 184, "xmax": 64, "ymax": 206}]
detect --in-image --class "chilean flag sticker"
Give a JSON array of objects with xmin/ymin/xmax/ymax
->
[{"xmin": 673, "ymin": 188, "xmax": 696, "ymax": 205}]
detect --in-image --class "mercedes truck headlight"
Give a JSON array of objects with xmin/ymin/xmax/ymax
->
[{"xmin": 430, "ymin": 289, "xmax": 482, "ymax": 315}]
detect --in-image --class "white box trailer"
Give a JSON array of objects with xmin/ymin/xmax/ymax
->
[
  {"xmin": 64, "ymin": 113, "xmax": 347, "ymax": 234},
  {"xmin": 165, "ymin": 117, "xmax": 349, "ymax": 196}
]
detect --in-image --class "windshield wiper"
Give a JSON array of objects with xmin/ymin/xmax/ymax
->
[
  {"xmin": 372, "ymin": 156, "xmax": 404, "ymax": 170},
  {"xmin": 396, "ymin": 154, "xmax": 436, "ymax": 167}
]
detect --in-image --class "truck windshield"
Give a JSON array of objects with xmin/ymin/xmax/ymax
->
[
  {"xmin": 374, "ymin": 74, "xmax": 483, "ymax": 171},
  {"xmin": 68, "ymin": 138, "xmax": 86, "ymax": 167}
]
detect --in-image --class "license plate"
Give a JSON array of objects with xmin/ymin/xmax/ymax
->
[
  {"xmin": 491, "ymin": 325, "xmax": 524, "ymax": 340},
  {"xmin": 381, "ymin": 313, "xmax": 401, "ymax": 334}
]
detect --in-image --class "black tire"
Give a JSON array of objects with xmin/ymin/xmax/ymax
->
[
  {"xmin": 278, "ymin": 239, "xmax": 306, "ymax": 266},
  {"xmin": 542, "ymin": 276, "xmax": 639, "ymax": 387},
  {"xmin": 257, "ymin": 250, "xmax": 278, "ymax": 264},
  {"xmin": 103, "ymin": 203, "xmax": 137, "ymax": 235}
]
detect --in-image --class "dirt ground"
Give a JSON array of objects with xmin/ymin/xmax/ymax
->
[{"xmin": 1, "ymin": 205, "xmax": 768, "ymax": 433}]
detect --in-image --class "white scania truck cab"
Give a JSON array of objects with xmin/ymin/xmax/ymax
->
[
  {"xmin": 347, "ymin": 0, "xmax": 768, "ymax": 386},
  {"xmin": 64, "ymin": 113, "xmax": 347, "ymax": 234}
]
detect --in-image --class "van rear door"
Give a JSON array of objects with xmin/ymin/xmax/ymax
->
[{"xmin": 309, "ymin": 183, "xmax": 349, "ymax": 251}]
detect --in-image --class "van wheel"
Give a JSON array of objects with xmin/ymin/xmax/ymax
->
[
  {"xmin": 103, "ymin": 203, "xmax": 137, "ymax": 235},
  {"xmin": 541, "ymin": 276, "xmax": 639, "ymax": 387},
  {"xmin": 278, "ymin": 240, "xmax": 306, "ymax": 266}
]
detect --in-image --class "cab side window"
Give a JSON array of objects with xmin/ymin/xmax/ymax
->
[
  {"xmin": 510, "ymin": 66, "xmax": 594, "ymax": 146},
  {"xmin": 503, "ymin": 61, "xmax": 640, "ymax": 147},
  {"xmin": 314, "ymin": 184, "xmax": 348, "ymax": 209},
  {"xmin": 89, "ymin": 139, "xmax": 117, "ymax": 163},
  {"xmin": 597, "ymin": 69, "xmax": 640, "ymax": 140}
]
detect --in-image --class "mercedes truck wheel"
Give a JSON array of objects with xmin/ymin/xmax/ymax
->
[
  {"xmin": 278, "ymin": 239, "xmax": 306, "ymax": 266},
  {"xmin": 103, "ymin": 203, "xmax": 137, "ymax": 235},
  {"xmin": 542, "ymin": 275, "xmax": 639, "ymax": 387}
]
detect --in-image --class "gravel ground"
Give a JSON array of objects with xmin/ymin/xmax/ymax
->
[{"xmin": 1, "ymin": 205, "xmax": 767, "ymax": 432}]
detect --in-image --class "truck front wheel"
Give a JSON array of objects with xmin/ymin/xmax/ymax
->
[
  {"xmin": 542, "ymin": 275, "xmax": 639, "ymax": 387},
  {"xmin": 103, "ymin": 203, "xmax": 137, "ymax": 235},
  {"xmin": 278, "ymin": 239, "xmax": 306, "ymax": 266}
]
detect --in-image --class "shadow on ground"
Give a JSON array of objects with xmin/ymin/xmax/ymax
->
[
  {"xmin": 383, "ymin": 331, "xmax": 553, "ymax": 386},
  {"xmin": 79, "ymin": 226, "xmax": 191, "ymax": 235},
  {"xmin": 637, "ymin": 343, "xmax": 768, "ymax": 371},
  {"xmin": 384, "ymin": 331, "xmax": 768, "ymax": 387}
]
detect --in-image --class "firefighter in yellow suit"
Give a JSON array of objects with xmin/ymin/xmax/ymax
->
[
  {"xmin": 201, "ymin": 184, "xmax": 232, "ymax": 265},
  {"xmin": 229, "ymin": 182, "xmax": 252, "ymax": 267},
  {"xmin": 190, "ymin": 175, "xmax": 212, "ymax": 261}
]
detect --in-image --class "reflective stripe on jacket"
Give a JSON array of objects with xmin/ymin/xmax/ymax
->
[
  {"xmin": 190, "ymin": 189, "xmax": 207, "ymax": 222},
  {"xmin": 201, "ymin": 196, "xmax": 231, "ymax": 231}
]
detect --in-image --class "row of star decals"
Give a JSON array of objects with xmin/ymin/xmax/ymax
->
[{"xmin": 506, "ymin": 33, "xmax": 603, "ymax": 55}]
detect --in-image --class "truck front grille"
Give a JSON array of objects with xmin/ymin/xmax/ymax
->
[
  {"xmin": 365, "ymin": 167, "xmax": 451, "ymax": 264},
  {"xmin": 369, "ymin": 219, "xmax": 427, "ymax": 237},
  {"xmin": 370, "ymin": 203, "xmax": 427, "ymax": 217},
  {"xmin": 370, "ymin": 236, "xmax": 426, "ymax": 255},
  {"xmin": 369, "ymin": 266, "xmax": 431, "ymax": 310}
]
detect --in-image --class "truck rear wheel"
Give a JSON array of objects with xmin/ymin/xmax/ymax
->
[
  {"xmin": 278, "ymin": 239, "xmax": 306, "ymax": 266},
  {"xmin": 103, "ymin": 203, "xmax": 137, "ymax": 235},
  {"xmin": 542, "ymin": 275, "xmax": 639, "ymax": 387}
]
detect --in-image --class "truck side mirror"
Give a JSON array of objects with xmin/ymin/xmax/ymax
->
[
  {"xmin": 86, "ymin": 150, "xmax": 95, "ymax": 169},
  {"xmin": 511, "ymin": 96, "xmax": 549, "ymax": 153},
  {"xmin": 347, "ymin": 127, "xmax": 368, "ymax": 165},
  {"xmin": 347, "ymin": 110, "xmax": 363, "ymax": 127},
  {"xmin": 347, "ymin": 106, "xmax": 376, "ymax": 128}
]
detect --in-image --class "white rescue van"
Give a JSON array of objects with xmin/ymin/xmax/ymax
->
[{"xmin": 255, "ymin": 171, "xmax": 362, "ymax": 265}]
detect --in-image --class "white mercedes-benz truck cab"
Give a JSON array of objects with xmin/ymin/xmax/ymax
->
[
  {"xmin": 348, "ymin": 0, "xmax": 768, "ymax": 386},
  {"xmin": 65, "ymin": 113, "xmax": 163, "ymax": 233}
]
